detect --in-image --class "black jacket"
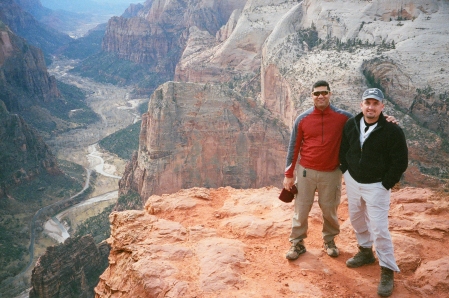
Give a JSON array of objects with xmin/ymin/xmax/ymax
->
[{"xmin": 339, "ymin": 112, "xmax": 408, "ymax": 190}]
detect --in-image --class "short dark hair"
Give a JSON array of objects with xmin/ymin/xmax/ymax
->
[{"xmin": 312, "ymin": 80, "xmax": 330, "ymax": 91}]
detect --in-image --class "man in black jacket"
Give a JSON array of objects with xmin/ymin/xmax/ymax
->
[{"xmin": 339, "ymin": 88, "xmax": 408, "ymax": 297}]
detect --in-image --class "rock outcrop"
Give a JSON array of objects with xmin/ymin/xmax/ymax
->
[
  {"xmin": 0, "ymin": 100, "xmax": 60, "ymax": 197},
  {"xmin": 0, "ymin": 22, "xmax": 61, "ymax": 112},
  {"xmin": 29, "ymin": 235, "xmax": 110, "ymax": 298},
  {"xmin": 119, "ymin": 81, "xmax": 290, "ymax": 201},
  {"xmin": 95, "ymin": 186, "xmax": 449, "ymax": 297},
  {"xmin": 174, "ymin": 0, "xmax": 299, "ymax": 84},
  {"xmin": 121, "ymin": 3, "xmax": 144, "ymax": 19}
]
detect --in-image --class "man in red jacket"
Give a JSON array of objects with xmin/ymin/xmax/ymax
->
[{"xmin": 283, "ymin": 80, "xmax": 353, "ymax": 260}]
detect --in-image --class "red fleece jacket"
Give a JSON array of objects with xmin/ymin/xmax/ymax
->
[{"xmin": 285, "ymin": 105, "xmax": 352, "ymax": 177}]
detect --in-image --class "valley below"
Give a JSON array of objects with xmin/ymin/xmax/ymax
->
[
  {"xmin": 5, "ymin": 57, "xmax": 146, "ymax": 298},
  {"xmin": 44, "ymin": 59, "xmax": 144, "ymax": 233},
  {"xmin": 46, "ymin": 56, "xmax": 144, "ymax": 166}
]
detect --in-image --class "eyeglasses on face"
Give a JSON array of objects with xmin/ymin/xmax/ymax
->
[{"xmin": 312, "ymin": 90, "xmax": 330, "ymax": 96}]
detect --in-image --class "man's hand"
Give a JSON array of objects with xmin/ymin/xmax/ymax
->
[
  {"xmin": 283, "ymin": 177, "xmax": 295, "ymax": 191},
  {"xmin": 384, "ymin": 114, "xmax": 399, "ymax": 124}
]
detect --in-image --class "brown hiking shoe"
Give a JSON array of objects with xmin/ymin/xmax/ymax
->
[
  {"xmin": 377, "ymin": 267, "xmax": 394, "ymax": 297},
  {"xmin": 324, "ymin": 239, "xmax": 339, "ymax": 257},
  {"xmin": 285, "ymin": 240, "xmax": 306, "ymax": 260},
  {"xmin": 346, "ymin": 246, "xmax": 376, "ymax": 268}
]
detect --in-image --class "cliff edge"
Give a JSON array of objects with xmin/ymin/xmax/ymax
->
[{"xmin": 95, "ymin": 185, "xmax": 449, "ymax": 297}]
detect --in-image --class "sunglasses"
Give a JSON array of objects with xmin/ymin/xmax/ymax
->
[{"xmin": 312, "ymin": 90, "xmax": 330, "ymax": 96}]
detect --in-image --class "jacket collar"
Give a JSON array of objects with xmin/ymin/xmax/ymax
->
[{"xmin": 313, "ymin": 104, "xmax": 332, "ymax": 114}]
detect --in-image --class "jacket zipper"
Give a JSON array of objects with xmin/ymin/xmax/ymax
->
[{"xmin": 321, "ymin": 112, "xmax": 324, "ymax": 143}]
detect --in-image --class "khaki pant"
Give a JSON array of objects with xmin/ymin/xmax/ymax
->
[{"xmin": 289, "ymin": 165, "xmax": 342, "ymax": 244}]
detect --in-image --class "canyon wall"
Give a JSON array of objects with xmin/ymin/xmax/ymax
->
[
  {"xmin": 174, "ymin": 0, "xmax": 299, "ymax": 84},
  {"xmin": 0, "ymin": 0, "xmax": 71, "ymax": 54},
  {"xmin": 261, "ymin": 0, "xmax": 449, "ymax": 128},
  {"xmin": 119, "ymin": 81, "xmax": 290, "ymax": 201},
  {"xmin": 102, "ymin": 0, "xmax": 245, "ymax": 75},
  {"xmin": 29, "ymin": 235, "xmax": 109, "ymax": 298},
  {"xmin": 0, "ymin": 22, "xmax": 60, "ymax": 112},
  {"xmin": 0, "ymin": 100, "xmax": 60, "ymax": 197}
]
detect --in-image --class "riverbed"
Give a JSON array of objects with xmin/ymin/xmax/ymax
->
[
  {"xmin": 43, "ymin": 144, "xmax": 121, "ymax": 243},
  {"xmin": 42, "ymin": 58, "xmax": 145, "ymax": 247}
]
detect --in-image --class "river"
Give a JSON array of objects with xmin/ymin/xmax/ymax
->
[
  {"xmin": 40, "ymin": 57, "xmax": 145, "ymax": 243},
  {"xmin": 8, "ymin": 57, "xmax": 146, "ymax": 298},
  {"xmin": 44, "ymin": 144, "xmax": 121, "ymax": 243}
]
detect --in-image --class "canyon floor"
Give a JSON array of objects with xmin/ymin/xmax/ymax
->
[{"xmin": 95, "ymin": 185, "xmax": 449, "ymax": 298}]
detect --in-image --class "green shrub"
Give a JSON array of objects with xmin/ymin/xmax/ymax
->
[
  {"xmin": 74, "ymin": 205, "xmax": 114, "ymax": 244},
  {"xmin": 98, "ymin": 121, "xmax": 141, "ymax": 160}
]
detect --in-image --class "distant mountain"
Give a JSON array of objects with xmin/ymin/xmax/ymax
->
[
  {"xmin": 0, "ymin": 0, "xmax": 72, "ymax": 55},
  {"xmin": 39, "ymin": 0, "xmax": 139, "ymax": 15},
  {"xmin": 71, "ymin": 0, "xmax": 245, "ymax": 94}
]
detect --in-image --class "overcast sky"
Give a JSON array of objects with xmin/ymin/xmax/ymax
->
[{"xmin": 40, "ymin": 0, "xmax": 144, "ymax": 15}]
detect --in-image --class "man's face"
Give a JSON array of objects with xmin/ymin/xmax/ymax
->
[
  {"xmin": 360, "ymin": 98, "xmax": 384, "ymax": 122},
  {"xmin": 312, "ymin": 86, "xmax": 331, "ymax": 111}
]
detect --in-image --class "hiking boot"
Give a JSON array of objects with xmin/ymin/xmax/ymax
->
[
  {"xmin": 324, "ymin": 239, "xmax": 339, "ymax": 257},
  {"xmin": 285, "ymin": 240, "xmax": 306, "ymax": 260},
  {"xmin": 346, "ymin": 246, "xmax": 376, "ymax": 268},
  {"xmin": 377, "ymin": 267, "xmax": 394, "ymax": 297}
]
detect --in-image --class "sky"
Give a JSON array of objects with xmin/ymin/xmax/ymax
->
[{"xmin": 40, "ymin": 0, "xmax": 144, "ymax": 15}]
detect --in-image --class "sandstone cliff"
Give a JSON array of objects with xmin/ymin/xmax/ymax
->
[
  {"xmin": 174, "ymin": 0, "xmax": 449, "ymax": 188},
  {"xmin": 261, "ymin": 0, "xmax": 449, "ymax": 125},
  {"xmin": 95, "ymin": 186, "xmax": 449, "ymax": 297},
  {"xmin": 259, "ymin": 0, "xmax": 449, "ymax": 186},
  {"xmin": 0, "ymin": 22, "xmax": 61, "ymax": 111},
  {"xmin": 119, "ymin": 81, "xmax": 290, "ymax": 201},
  {"xmin": 30, "ymin": 235, "xmax": 110, "ymax": 298},
  {"xmin": 0, "ymin": 100, "xmax": 60, "ymax": 197},
  {"xmin": 175, "ymin": 0, "xmax": 299, "ymax": 84},
  {"xmin": 0, "ymin": 0, "xmax": 72, "ymax": 54},
  {"xmin": 101, "ymin": 0, "xmax": 245, "ymax": 79},
  {"xmin": 118, "ymin": 0, "xmax": 449, "ymax": 203}
]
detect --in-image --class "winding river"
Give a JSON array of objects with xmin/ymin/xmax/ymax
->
[
  {"xmin": 5, "ymin": 57, "xmax": 145, "ymax": 298},
  {"xmin": 43, "ymin": 144, "xmax": 121, "ymax": 243}
]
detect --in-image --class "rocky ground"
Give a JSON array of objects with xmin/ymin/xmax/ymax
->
[{"xmin": 95, "ymin": 185, "xmax": 449, "ymax": 298}]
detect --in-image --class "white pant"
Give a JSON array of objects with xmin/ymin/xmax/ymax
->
[{"xmin": 343, "ymin": 171, "xmax": 400, "ymax": 272}]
